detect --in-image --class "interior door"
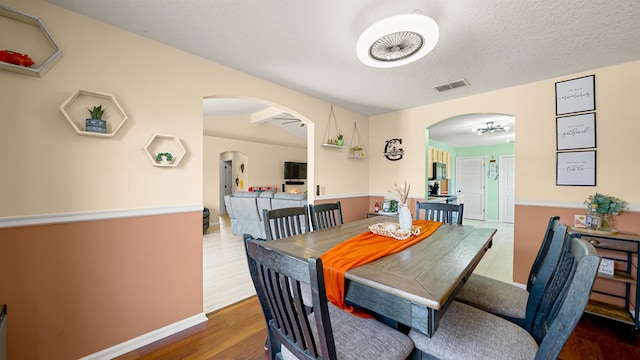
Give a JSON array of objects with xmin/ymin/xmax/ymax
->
[
  {"xmin": 456, "ymin": 156, "xmax": 485, "ymax": 220},
  {"xmin": 499, "ymin": 155, "xmax": 515, "ymax": 223}
]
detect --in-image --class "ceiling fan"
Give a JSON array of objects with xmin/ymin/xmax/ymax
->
[
  {"xmin": 272, "ymin": 113, "xmax": 305, "ymax": 127},
  {"xmin": 472, "ymin": 121, "xmax": 509, "ymax": 135}
]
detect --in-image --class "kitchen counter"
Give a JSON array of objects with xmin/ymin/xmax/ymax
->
[{"xmin": 426, "ymin": 195, "xmax": 458, "ymax": 203}]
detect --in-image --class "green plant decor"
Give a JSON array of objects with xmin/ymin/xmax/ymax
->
[
  {"xmin": 337, "ymin": 134, "xmax": 343, "ymax": 140},
  {"xmin": 156, "ymin": 152, "xmax": 173, "ymax": 162},
  {"xmin": 87, "ymin": 105, "xmax": 105, "ymax": 119},
  {"xmin": 584, "ymin": 193, "xmax": 627, "ymax": 230}
]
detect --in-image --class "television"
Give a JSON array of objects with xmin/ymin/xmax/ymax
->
[{"xmin": 284, "ymin": 161, "xmax": 307, "ymax": 180}]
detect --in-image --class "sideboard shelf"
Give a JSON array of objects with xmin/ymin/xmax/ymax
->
[
  {"xmin": 0, "ymin": 4, "xmax": 62, "ymax": 77},
  {"xmin": 571, "ymin": 229, "xmax": 640, "ymax": 333}
]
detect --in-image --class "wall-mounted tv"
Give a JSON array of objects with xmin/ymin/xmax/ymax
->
[{"xmin": 284, "ymin": 161, "xmax": 307, "ymax": 180}]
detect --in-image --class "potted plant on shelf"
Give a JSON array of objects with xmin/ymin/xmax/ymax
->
[
  {"xmin": 156, "ymin": 152, "xmax": 174, "ymax": 165},
  {"xmin": 336, "ymin": 134, "xmax": 344, "ymax": 146},
  {"xmin": 86, "ymin": 105, "xmax": 106, "ymax": 133},
  {"xmin": 350, "ymin": 146, "xmax": 364, "ymax": 157},
  {"xmin": 584, "ymin": 193, "xmax": 627, "ymax": 232}
]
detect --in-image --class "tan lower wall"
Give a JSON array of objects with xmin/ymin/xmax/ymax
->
[
  {"xmin": 0, "ymin": 212, "xmax": 203, "ymax": 359},
  {"xmin": 314, "ymin": 196, "xmax": 371, "ymax": 223},
  {"xmin": 514, "ymin": 205, "xmax": 640, "ymax": 285},
  {"xmin": 315, "ymin": 195, "xmax": 427, "ymax": 223}
]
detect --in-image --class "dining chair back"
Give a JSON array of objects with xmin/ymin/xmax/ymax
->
[
  {"xmin": 409, "ymin": 235, "xmax": 599, "ymax": 360},
  {"xmin": 246, "ymin": 239, "xmax": 414, "ymax": 360},
  {"xmin": 527, "ymin": 215, "xmax": 561, "ymax": 291},
  {"xmin": 263, "ymin": 206, "xmax": 309, "ymax": 241},
  {"xmin": 456, "ymin": 216, "xmax": 565, "ymax": 327},
  {"xmin": 415, "ymin": 201, "xmax": 464, "ymax": 224},
  {"xmin": 309, "ymin": 202, "xmax": 343, "ymax": 231}
]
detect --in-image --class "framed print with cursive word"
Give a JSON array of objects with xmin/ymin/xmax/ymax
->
[
  {"xmin": 556, "ymin": 112, "xmax": 596, "ymax": 150},
  {"xmin": 556, "ymin": 150, "xmax": 596, "ymax": 186},
  {"xmin": 556, "ymin": 75, "xmax": 595, "ymax": 115}
]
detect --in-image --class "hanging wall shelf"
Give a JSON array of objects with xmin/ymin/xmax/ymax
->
[
  {"xmin": 321, "ymin": 105, "xmax": 346, "ymax": 148},
  {"xmin": 59, "ymin": 90, "xmax": 128, "ymax": 137},
  {"xmin": 0, "ymin": 4, "xmax": 62, "ymax": 77},
  {"xmin": 143, "ymin": 134, "xmax": 187, "ymax": 167},
  {"xmin": 348, "ymin": 122, "xmax": 368, "ymax": 158}
]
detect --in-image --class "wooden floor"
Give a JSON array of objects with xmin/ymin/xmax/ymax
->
[
  {"xmin": 116, "ymin": 295, "xmax": 640, "ymax": 360},
  {"xmin": 116, "ymin": 216, "xmax": 639, "ymax": 359}
]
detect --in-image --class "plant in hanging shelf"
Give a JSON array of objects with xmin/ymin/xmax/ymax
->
[
  {"xmin": 336, "ymin": 134, "xmax": 344, "ymax": 146},
  {"xmin": 350, "ymin": 146, "xmax": 364, "ymax": 157},
  {"xmin": 0, "ymin": 50, "xmax": 34, "ymax": 67},
  {"xmin": 86, "ymin": 105, "xmax": 107, "ymax": 133},
  {"xmin": 387, "ymin": 181, "xmax": 412, "ymax": 230},
  {"xmin": 156, "ymin": 152, "xmax": 174, "ymax": 164},
  {"xmin": 584, "ymin": 193, "xmax": 627, "ymax": 232}
]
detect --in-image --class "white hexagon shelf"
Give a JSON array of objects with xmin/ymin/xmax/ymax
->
[
  {"xmin": 59, "ymin": 90, "xmax": 128, "ymax": 137},
  {"xmin": 143, "ymin": 134, "xmax": 187, "ymax": 167},
  {"xmin": 0, "ymin": 4, "xmax": 62, "ymax": 77}
]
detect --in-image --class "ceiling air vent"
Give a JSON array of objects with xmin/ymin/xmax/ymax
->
[{"xmin": 433, "ymin": 79, "xmax": 470, "ymax": 92}]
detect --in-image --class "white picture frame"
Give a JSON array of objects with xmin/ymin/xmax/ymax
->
[
  {"xmin": 598, "ymin": 258, "xmax": 615, "ymax": 276},
  {"xmin": 556, "ymin": 150, "xmax": 596, "ymax": 186},
  {"xmin": 556, "ymin": 75, "xmax": 595, "ymax": 115},
  {"xmin": 556, "ymin": 112, "xmax": 596, "ymax": 150}
]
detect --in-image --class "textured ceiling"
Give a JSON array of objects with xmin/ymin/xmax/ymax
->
[{"xmin": 45, "ymin": 0, "xmax": 640, "ymax": 146}]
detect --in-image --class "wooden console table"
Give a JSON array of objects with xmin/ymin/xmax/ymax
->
[{"xmin": 571, "ymin": 228, "xmax": 640, "ymax": 333}]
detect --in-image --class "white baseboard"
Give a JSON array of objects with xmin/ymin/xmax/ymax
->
[{"xmin": 79, "ymin": 312, "xmax": 207, "ymax": 360}]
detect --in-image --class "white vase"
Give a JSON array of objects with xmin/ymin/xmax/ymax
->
[{"xmin": 398, "ymin": 204, "xmax": 412, "ymax": 231}]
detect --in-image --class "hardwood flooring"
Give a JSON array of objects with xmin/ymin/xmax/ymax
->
[{"xmin": 116, "ymin": 216, "xmax": 639, "ymax": 359}]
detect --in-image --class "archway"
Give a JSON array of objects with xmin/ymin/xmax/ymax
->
[
  {"xmin": 202, "ymin": 96, "xmax": 315, "ymax": 223},
  {"xmin": 426, "ymin": 113, "xmax": 515, "ymax": 222}
]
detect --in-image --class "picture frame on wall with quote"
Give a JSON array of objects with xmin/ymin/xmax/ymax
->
[
  {"xmin": 555, "ymin": 75, "xmax": 595, "ymax": 116},
  {"xmin": 556, "ymin": 112, "xmax": 596, "ymax": 150}
]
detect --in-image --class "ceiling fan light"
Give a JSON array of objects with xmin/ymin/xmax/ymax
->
[{"xmin": 356, "ymin": 13, "xmax": 439, "ymax": 68}]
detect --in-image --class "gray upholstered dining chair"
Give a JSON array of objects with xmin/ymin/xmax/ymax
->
[
  {"xmin": 309, "ymin": 202, "xmax": 343, "ymax": 231},
  {"xmin": 246, "ymin": 238, "xmax": 414, "ymax": 360},
  {"xmin": 263, "ymin": 206, "xmax": 309, "ymax": 241},
  {"xmin": 456, "ymin": 216, "xmax": 562, "ymax": 328},
  {"xmin": 409, "ymin": 235, "xmax": 599, "ymax": 360},
  {"xmin": 415, "ymin": 201, "xmax": 464, "ymax": 224}
]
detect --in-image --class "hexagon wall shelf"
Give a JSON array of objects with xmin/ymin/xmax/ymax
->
[
  {"xmin": 0, "ymin": 4, "xmax": 62, "ymax": 77},
  {"xmin": 143, "ymin": 134, "xmax": 187, "ymax": 167},
  {"xmin": 59, "ymin": 90, "xmax": 128, "ymax": 137}
]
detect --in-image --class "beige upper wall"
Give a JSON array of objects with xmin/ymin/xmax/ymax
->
[
  {"xmin": 0, "ymin": 0, "xmax": 369, "ymax": 218},
  {"xmin": 370, "ymin": 61, "xmax": 640, "ymax": 204}
]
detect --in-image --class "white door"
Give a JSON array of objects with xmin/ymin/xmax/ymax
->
[
  {"xmin": 499, "ymin": 155, "xmax": 516, "ymax": 223},
  {"xmin": 456, "ymin": 157, "xmax": 486, "ymax": 220}
]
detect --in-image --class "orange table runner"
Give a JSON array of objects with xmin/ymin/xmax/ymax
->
[{"xmin": 320, "ymin": 219, "xmax": 442, "ymax": 317}]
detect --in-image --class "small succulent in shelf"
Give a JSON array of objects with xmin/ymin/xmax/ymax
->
[
  {"xmin": 87, "ymin": 105, "xmax": 105, "ymax": 120},
  {"xmin": 156, "ymin": 152, "xmax": 173, "ymax": 162},
  {"xmin": 337, "ymin": 134, "xmax": 343, "ymax": 141},
  {"xmin": 336, "ymin": 133, "xmax": 344, "ymax": 146}
]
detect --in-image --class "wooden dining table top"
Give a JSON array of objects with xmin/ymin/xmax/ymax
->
[{"xmin": 264, "ymin": 217, "xmax": 497, "ymax": 336}]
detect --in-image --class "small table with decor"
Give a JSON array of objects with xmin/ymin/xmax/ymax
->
[
  {"xmin": 569, "ymin": 227, "xmax": 640, "ymax": 333},
  {"xmin": 265, "ymin": 217, "xmax": 496, "ymax": 336}
]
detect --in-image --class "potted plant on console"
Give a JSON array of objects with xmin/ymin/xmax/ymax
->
[{"xmin": 86, "ymin": 105, "xmax": 106, "ymax": 133}]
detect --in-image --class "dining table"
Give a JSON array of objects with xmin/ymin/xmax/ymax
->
[{"xmin": 263, "ymin": 216, "xmax": 497, "ymax": 337}]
